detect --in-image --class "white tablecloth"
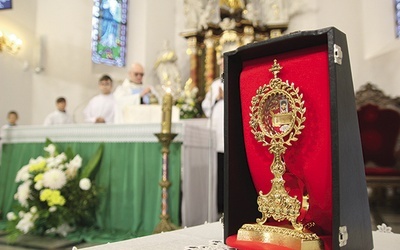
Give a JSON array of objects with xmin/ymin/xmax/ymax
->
[{"xmin": 78, "ymin": 222, "xmax": 400, "ymax": 250}]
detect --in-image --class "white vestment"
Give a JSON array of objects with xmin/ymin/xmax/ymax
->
[
  {"xmin": 43, "ymin": 110, "xmax": 74, "ymax": 126},
  {"xmin": 113, "ymin": 79, "xmax": 152, "ymax": 124},
  {"xmin": 202, "ymin": 78, "xmax": 224, "ymax": 153},
  {"xmin": 83, "ymin": 93, "xmax": 116, "ymax": 123}
]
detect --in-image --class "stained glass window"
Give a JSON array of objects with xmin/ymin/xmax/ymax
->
[
  {"xmin": 396, "ymin": 0, "xmax": 400, "ymax": 38},
  {"xmin": 92, "ymin": 0, "xmax": 128, "ymax": 67},
  {"xmin": 0, "ymin": 0, "xmax": 12, "ymax": 10}
]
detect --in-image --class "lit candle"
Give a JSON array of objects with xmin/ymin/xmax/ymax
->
[{"xmin": 161, "ymin": 90, "xmax": 173, "ymax": 134}]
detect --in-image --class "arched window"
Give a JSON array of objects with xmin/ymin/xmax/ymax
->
[{"xmin": 91, "ymin": 0, "xmax": 128, "ymax": 67}]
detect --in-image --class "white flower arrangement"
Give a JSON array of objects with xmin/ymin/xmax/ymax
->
[
  {"xmin": 175, "ymin": 83, "xmax": 201, "ymax": 119},
  {"xmin": 6, "ymin": 139, "xmax": 103, "ymax": 242}
]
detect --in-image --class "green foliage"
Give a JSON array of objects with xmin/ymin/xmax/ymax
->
[
  {"xmin": 80, "ymin": 143, "xmax": 104, "ymax": 179},
  {"xmin": 64, "ymin": 146, "xmax": 75, "ymax": 161}
]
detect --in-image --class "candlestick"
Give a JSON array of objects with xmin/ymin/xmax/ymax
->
[
  {"xmin": 161, "ymin": 92, "xmax": 173, "ymax": 134},
  {"xmin": 153, "ymin": 132, "xmax": 179, "ymax": 233}
]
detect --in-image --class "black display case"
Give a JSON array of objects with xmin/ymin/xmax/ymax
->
[{"xmin": 224, "ymin": 27, "xmax": 373, "ymax": 250}]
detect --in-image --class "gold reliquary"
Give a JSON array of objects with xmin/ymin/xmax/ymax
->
[
  {"xmin": 224, "ymin": 27, "xmax": 373, "ymax": 250},
  {"xmin": 236, "ymin": 59, "xmax": 323, "ymax": 249}
]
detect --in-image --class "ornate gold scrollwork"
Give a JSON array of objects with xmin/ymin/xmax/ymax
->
[
  {"xmin": 236, "ymin": 60, "xmax": 322, "ymax": 249},
  {"xmin": 249, "ymin": 59, "xmax": 306, "ymax": 231}
]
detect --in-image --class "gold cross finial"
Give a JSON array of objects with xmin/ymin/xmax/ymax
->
[{"xmin": 269, "ymin": 59, "xmax": 282, "ymax": 79}]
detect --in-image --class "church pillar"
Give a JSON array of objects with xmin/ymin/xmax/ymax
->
[
  {"xmin": 242, "ymin": 26, "xmax": 255, "ymax": 45},
  {"xmin": 186, "ymin": 36, "xmax": 199, "ymax": 88},
  {"xmin": 204, "ymin": 30, "xmax": 217, "ymax": 92}
]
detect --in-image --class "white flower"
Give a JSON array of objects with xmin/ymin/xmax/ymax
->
[
  {"xmin": 15, "ymin": 165, "xmax": 30, "ymax": 182},
  {"xmin": 65, "ymin": 155, "xmax": 83, "ymax": 179},
  {"xmin": 16, "ymin": 212, "xmax": 35, "ymax": 234},
  {"xmin": 29, "ymin": 156, "xmax": 45, "ymax": 165},
  {"xmin": 79, "ymin": 178, "xmax": 91, "ymax": 190},
  {"xmin": 56, "ymin": 223, "xmax": 74, "ymax": 237},
  {"xmin": 44, "ymin": 144, "xmax": 56, "ymax": 157},
  {"xmin": 377, "ymin": 223, "xmax": 393, "ymax": 233},
  {"xmin": 49, "ymin": 206, "xmax": 57, "ymax": 212},
  {"xmin": 45, "ymin": 223, "xmax": 75, "ymax": 237},
  {"xmin": 42, "ymin": 169, "xmax": 67, "ymax": 190},
  {"xmin": 14, "ymin": 180, "xmax": 32, "ymax": 207},
  {"xmin": 7, "ymin": 212, "xmax": 17, "ymax": 221},
  {"xmin": 65, "ymin": 166, "xmax": 78, "ymax": 179},
  {"xmin": 56, "ymin": 152, "xmax": 67, "ymax": 163},
  {"xmin": 34, "ymin": 180, "xmax": 43, "ymax": 190},
  {"xmin": 58, "ymin": 164, "xmax": 66, "ymax": 170},
  {"xmin": 47, "ymin": 153, "xmax": 66, "ymax": 168},
  {"xmin": 30, "ymin": 206, "xmax": 37, "ymax": 213},
  {"xmin": 46, "ymin": 157, "xmax": 57, "ymax": 168},
  {"xmin": 69, "ymin": 155, "xmax": 82, "ymax": 169}
]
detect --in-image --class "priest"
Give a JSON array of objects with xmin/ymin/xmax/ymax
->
[{"xmin": 113, "ymin": 63, "xmax": 156, "ymax": 123}]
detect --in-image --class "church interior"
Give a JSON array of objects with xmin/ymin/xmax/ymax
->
[{"xmin": 1, "ymin": 0, "xmax": 400, "ymax": 249}]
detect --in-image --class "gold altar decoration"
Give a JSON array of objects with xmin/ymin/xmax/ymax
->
[
  {"xmin": 237, "ymin": 60, "xmax": 323, "ymax": 249},
  {"xmin": 220, "ymin": 0, "xmax": 245, "ymax": 14},
  {"xmin": 154, "ymin": 88, "xmax": 179, "ymax": 233},
  {"xmin": 154, "ymin": 41, "xmax": 182, "ymax": 100},
  {"xmin": 181, "ymin": 0, "xmax": 290, "ymax": 108},
  {"xmin": 0, "ymin": 30, "xmax": 22, "ymax": 54}
]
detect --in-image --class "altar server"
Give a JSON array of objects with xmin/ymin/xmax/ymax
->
[
  {"xmin": 43, "ymin": 97, "xmax": 74, "ymax": 126},
  {"xmin": 83, "ymin": 74, "xmax": 116, "ymax": 123},
  {"xmin": 202, "ymin": 57, "xmax": 224, "ymax": 214},
  {"xmin": 1, "ymin": 110, "xmax": 18, "ymax": 129}
]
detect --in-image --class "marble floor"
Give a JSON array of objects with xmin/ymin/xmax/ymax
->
[{"xmin": 0, "ymin": 191, "xmax": 399, "ymax": 249}]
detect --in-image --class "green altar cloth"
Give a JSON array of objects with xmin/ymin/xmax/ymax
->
[{"xmin": 0, "ymin": 141, "xmax": 181, "ymax": 242}]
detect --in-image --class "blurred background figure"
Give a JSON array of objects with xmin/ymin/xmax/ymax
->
[
  {"xmin": 113, "ymin": 63, "xmax": 157, "ymax": 123},
  {"xmin": 1, "ymin": 110, "xmax": 18, "ymax": 129},
  {"xmin": 43, "ymin": 97, "xmax": 74, "ymax": 126},
  {"xmin": 201, "ymin": 56, "xmax": 224, "ymax": 214},
  {"xmin": 83, "ymin": 74, "xmax": 116, "ymax": 124}
]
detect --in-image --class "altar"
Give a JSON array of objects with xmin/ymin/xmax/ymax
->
[
  {"xmin": 0, "ymin": 121, "xmax": 218, "ymax": 239},
  {"xmin": 79, "ymin": 222, "xmax": 400, "ymax": 250}
]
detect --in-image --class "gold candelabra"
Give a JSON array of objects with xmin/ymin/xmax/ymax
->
[{"xmin": 153, "ymin": 90, "xmax": 179, "ymax": 233}]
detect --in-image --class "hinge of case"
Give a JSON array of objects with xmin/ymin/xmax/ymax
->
[
  {"xmin": 339, "ymin": 225, "xmax": 348, "ymax": 247},
  {"xmin": 334, "ymin": 44, "xmax": 343, "ymax": 65}
]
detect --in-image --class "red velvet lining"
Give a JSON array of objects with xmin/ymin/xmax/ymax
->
[
  {"xmin": 235, "ymin": 45, "xmax": 332, "ymax": 249},
  {"xmin": 357, "ymin": 104, "xmax": 400, "ymax": 167},
  {"xmin": 365, "ymin": 167, "xmax": 400, "ymax": 176}
]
